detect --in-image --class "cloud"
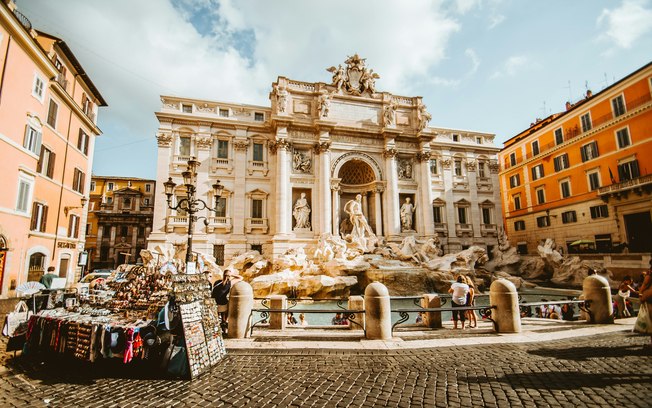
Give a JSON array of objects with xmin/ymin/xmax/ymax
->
[
  {"xmin": 454, "ymin": 0, "xmax": 481, "ymax": 14},
  {"xmin": 488, "ymin": 13, "xmax": 505, "ymax": 29},
  {"xmin": 597, "ymin": 0, "xmax": 652, "ymax": 49},
  {"xmin": 465, "ymin": 48, "xmax": 480, "ymax": 74},
  {"xmin": 491, "ymin": 56, "xmax": 529, "ymax": 79}
]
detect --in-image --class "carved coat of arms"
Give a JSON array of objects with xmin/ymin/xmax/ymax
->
[{"xmin": 327, "ymin": 54, "xmax": 380, "ymax": 96}]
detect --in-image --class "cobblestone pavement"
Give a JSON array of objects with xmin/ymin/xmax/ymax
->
[{"xmin": 1, "ymin": 330, "xmax": 650, "ymax": 407}]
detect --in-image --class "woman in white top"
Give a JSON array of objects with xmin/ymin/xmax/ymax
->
[{"xmin": 448, "ymin": 276, "xmax": 470, "ymax": 330}]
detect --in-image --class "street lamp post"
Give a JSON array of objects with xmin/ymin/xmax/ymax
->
[{"xmin": 163, "ymin": 157, "xmax": 224, "ymax": 266}]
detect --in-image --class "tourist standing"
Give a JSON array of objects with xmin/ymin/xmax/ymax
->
[
  {"xmin": 634, "ymin": 261, "xmax": 652, "ymax": 347},
  {"xmin": 211, "ymin": 270, "xmax": 243, "ymax": 332},
  {"xmin": 464, "ymin": 276, "xmax": 478, "ymax": 328},
  {"xmin": 616, "ymin": 276, "xmax": 637, "ymax": 318},
  {"xmin": 448, "ymin": 276, "xmax": 469, "ymax": 330}
]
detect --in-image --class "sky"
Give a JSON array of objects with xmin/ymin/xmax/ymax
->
[{"xmin": 16, "ymin": 0, "xmax": 652, "ymax": 179}]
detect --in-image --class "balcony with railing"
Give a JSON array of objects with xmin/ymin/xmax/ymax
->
[
  {"xmin": 211, "ymin": 157, "xmax": 233, "ymax": 174},
  {"xmin": 501, "ymin": 93, "xmax": 652, "ymax": 171},
  {"xmin": 597, "ymin": 173, "xmax": 652, "ymax": 201},
  {"xmin": 433, "ymin": 223, "xmax": 448, "ymax": 236},
  {"xmin": 166, "ymin": 215, "xmax": 188, "ymax": 232},
  {"xmin": 455, "ymin": 223, "xmax": 473, "ymax": 237},
  {"xmin": 480, "ymin": 223, "xmax": 497, "ymax": 237},
  {"xmin": 246, "ymin": 217, "xmax": 268, "ymax": 233},
  {"xmin": 207, "ymin": 216, "xmax": 232, "ymax": 233},
  {"xmin": 13, "ymin": 8, "xmax": 32, "ymax": 31},
  {"xmin": 248, "ymin": 160, "xmax": 269, "ymax": 176},
  {"xmin": 55, "ymin": 73, "xmax": 68, "ymax": 91}
]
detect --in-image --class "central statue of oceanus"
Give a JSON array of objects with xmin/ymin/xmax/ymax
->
[{"xmin": 342, "ymin": 194, "xmax": 377, "ymax": 253}]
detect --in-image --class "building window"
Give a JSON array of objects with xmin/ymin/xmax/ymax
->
[
  {"xmin": 476, "ymin": 137, "xmax": 482, "ymax": 144},
  {"xmin": 429, "ymin": 159, "xmax": 438, "ymax": 175},
  {"xmin": 509, "ymin": 174, "xmax": 520, "ymax": 188},
  {"xmin": 536, "ymin": 187, "xmax": 546, "ymax": 204},
  {"xmin": 29, "ymin": 253, "xmax": 46, "ymax": 274},
  {"xmin": 531, "ymin": 164, "xmax": 544, "ymax": 181},
  {"xmin": 219, "ymin": 109, "xmax": 229, "ymax": 117},
  {"xmin": 513, "ymin": 194, "xmax": 521, "ymax": 210},
  {"xmin": 73, "ymin": 169, "xmax": 85, "ymax": 193},
  {"xmin": 16, "ymin": 176, "xmax": 33, "ymax": 213},
  {"xmin": 432, "ymin": 206, "xmax": 442, "ymax": 224},
  {"xmin": 253, "ymin": 143, "xmax": 264, "ymax": 162},
  {"xmin": 213, "ymin": 244, "xmax": 225, "ymax": 266},
  {"xmin": 554, "ymin": 128, "xmax": 564, "ymax": 145},
  {"xmin": 68, "ymin": 214, "xmax": 80, "ymax": 238},
  {"xmin": 559, "ymin": 179, "xmax": 571, "ymax": 198},
  {"xmin": 618, "ymin": 159, "xmax": 640, "ymax": 181},
  {"xmin": 454, "ymin": 160, "xmax": 463, "ymax": 176},
  {"xmin": 616, "ymin": 128, "xmax": 631, "ymax": 149},
  {"xmin": 107, "ymin": 196, "xmax": 113, "ymax": 205},
  {"xmin": 86, "ymin": 223, "xmax": 91, "ymax": 235},
  {"xmin": 217, "ymin": 140, "xmax": 229, "ymax": 159},
  {"xmin": 179, "ymin": 136, "xmax": 191, "ymax": 156},
  {"xmin": 251, "ymin": 199, "xmax": 263, "ymax": 219},
  {"xmin": 182, "ymin": 104, "xmax": 192, "ymax": 113},
  {"xmin": 482, "ymin": 207, "xmax": 492, "ymax": 224},
  {"xmin": 509, "ymin": 152, "xmax": 516, "ymax": 166},
  {"xmin": 553, "ymin": 154, "xmax": 569, "ymax": 172},
  {"xmin": 531, "ymin": 140, "xmax": 540, "ymax": 156},
  {"xmin": 215, "ymin": 197, "xmax": 227, "ymax": 217},
  {"xmin": 122, "ymin": 197, "xmax": 132, "ymax": 209},
  {"xmin": 145, "ymin": 184, "xmax": 151, "ymax": 193},
  {"xmin": 457, "ymin": 207, "xmax": 467, "ymax": 224},
  {"xmin": 580, "ymin": 141, "xmax": 599, "ymax": 162},
  {"xmin": 107, "ymin": 182, "xmax": 114, "ymax": 191},
  {"xmin": 477, "ymin": 161, "xmax": 486, "ymax": 178},
  {"xmin": 30, "ymin": 202, "xmax": 48, "ymax": 232},
  {"xmin": 536, "ymin": 215, "xmax": 550, "ymax": 228},
  {"xmin": 580, "ymin": 112, "xmax": 592, "ymax": 132},
  {"xmin": 77, "ymin": 129, "xmax": 89, "ymax": 155},
  {"xmin": 47, "ymin": 99, "xmax": 58, "ymax": 128},
  {"xmin": 514, "ymin": 220, "xmax": 525, "ymax": 231},
  {"xmin": 254, "ymin": 112, "xmax": 264, "ymax": 121},
  {"xmin": 611, "ymin": 95, "xmax": 626, "ymax": 117},
  {"xmin": 561, "ymin": 211, "xmax": 577, "ymax": 224},
  {"xmin": 24, "ymin": 126, "xmax": 42, "ymax": 155},
  {"xmin": 452, "ymin": 134, "xmax": 459, "ymax": 142},
  {"xmin": 586, "ymin": 170, "xmax": 600, "ymax": 190},
  {"xmin": 251, "ymin": 244, "xmax": 263, "ymax": 254},
  {"xmin": 37, "ymin": 146, "xmax": 55, "ymax": 178},
  {"xmin": 143, "ymin": 198, "xmax": 150, "ymax": 206},
  {"xmin": 120, "ymin": 226, "xmax": 128, "ymax": 237},
  {"xmin": 32, "ymin": 74, "xmax": 45, "ymax": 101},
  {"xmin": 590, "ymin": 205, "xmax": 609, "ymax": 219}
]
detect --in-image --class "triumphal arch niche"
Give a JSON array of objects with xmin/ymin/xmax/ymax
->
[{"xmin": 150, "ymin": 54, "xmax": 502, "ymax": 261}]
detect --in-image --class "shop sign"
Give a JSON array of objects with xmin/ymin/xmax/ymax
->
[{"xmin": 57, "ymin": 242, "xmax": 77, "ymax": 249}]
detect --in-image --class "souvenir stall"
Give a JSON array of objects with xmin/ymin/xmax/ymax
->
[{"xmin": 19, "ymin": 249, "xmax": 226, "ymax": 380}]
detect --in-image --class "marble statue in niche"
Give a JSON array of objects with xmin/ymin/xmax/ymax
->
[
  {"xmin": 400, "ymin": 197, "xmax": 416, "ymax": 232},
  {"xmin": 292, "ymin": 150, "xmax": 312, "ymax": 173},
  {"xmin": 293, "ymin": 193, "xmax": 311, "ymax": 229}
]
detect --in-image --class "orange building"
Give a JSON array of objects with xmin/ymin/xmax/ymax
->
[
  {"xmin": 0, "ymin": 1, "xmax": 106, "ymax": 297},
  {"xmin": 498, "ymin": 61, "xmax": 652, "ymax": 255},
  {"xmin": 86, "ymin": 176, "xmax": 156, "ymax": 272}
]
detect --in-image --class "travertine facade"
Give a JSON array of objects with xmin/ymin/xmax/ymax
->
[{"xmin": 148, "ymin": 55, "xmax": 503, "ymax": 265}]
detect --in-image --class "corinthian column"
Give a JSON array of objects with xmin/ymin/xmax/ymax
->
[
  {"xmin": 418, "ymin": 150, "xmax": 435, "ymax": 236},
  {"xmin": 373, "ymin": 184, "xmax": 384, "ymax": 236},
  {"xmin": 331, "ymin": 180, "xmax": 341, "ymax": 236},
  {"xmin": 273, "ymin": 136, "xmax": 292, "ymax": 235},
  {"xmin": 316, "ymin": 141, "xmax": 332, "ymax": 234},
  {"xmin": 383, "ymin": 148, "xmax": 400, "ymax": 237}
]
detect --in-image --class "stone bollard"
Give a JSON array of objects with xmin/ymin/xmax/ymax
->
[
  {"xmin": 365, "ymin": 282, "xmax": 392, "ymax": 340},
  {"xmin": 348, "ymin": 295, "xmax": 365, "ymax": 330},
  {"xmin": 268, "ymin": 295, "xmax": 287, "ymax": 330},
  {"xmin": 582, "ymin": 275, "xmax": 613, "ymax": 324},
  {"xmin": 489, "ymin": 279, "xmax": 521, "ymax": 333},
  {"xmin": 421, "ymin": 294, "xmax": 442, "ymax": 328},
  {"xmin": 227, "ymin": 281, "xmax": 254, "ymax": 339}
]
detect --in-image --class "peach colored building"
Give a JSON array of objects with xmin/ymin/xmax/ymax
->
[
  {"xmin": 0, "ymin": 1, "xmax": 106, "ymax": 297},
  {"xmin": 498, "ymin": 61, "xmax": 652, "ymax": 255}
]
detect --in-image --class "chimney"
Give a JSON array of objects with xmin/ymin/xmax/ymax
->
[
  {"xmin": 586, "ymin": 89, "xmax": 593, "ymax": 98},
  {"xmin": 565, "ymin": 101, "xmax": 572, "ymax": 111}
]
